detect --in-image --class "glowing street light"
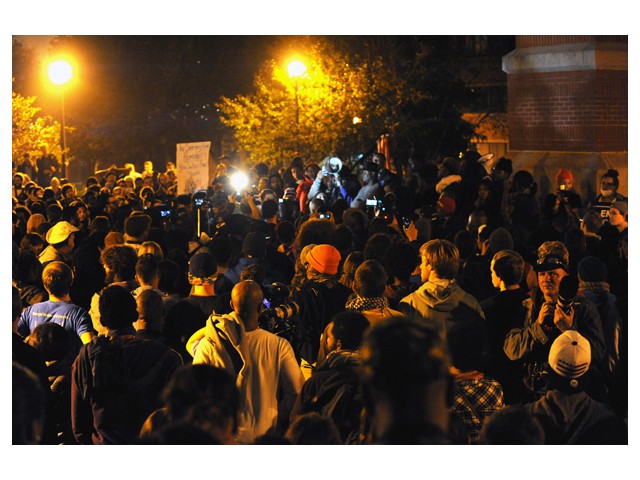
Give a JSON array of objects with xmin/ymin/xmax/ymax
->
[
  {"xmin": 287, "ymin": 60, "xmax": 306, "ymax": 79},
  {"xmin": 47, "ymin": 59, "xmax": 73, "ymax": 179},
  {"xmin": 48, "ymin": 60, "xmax": 73, "ymax": 85}
]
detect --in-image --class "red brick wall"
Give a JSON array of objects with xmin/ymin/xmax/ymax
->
[
  {"xmin": 516, "ymin": 36, "xmax": 627, "ymax": 48},
  {"xmin": 508, "ymin": 70, "xmax": 627, "ymax": 151}
]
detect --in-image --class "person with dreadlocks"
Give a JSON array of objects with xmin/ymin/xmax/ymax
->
[{"xmin": 289, "ymin": 243, "xmax": 317, "ymax": 295}]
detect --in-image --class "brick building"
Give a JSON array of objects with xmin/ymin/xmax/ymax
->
[{"xmin": 502, "ymin": 36, "xmax": 628, "ymax": 202}]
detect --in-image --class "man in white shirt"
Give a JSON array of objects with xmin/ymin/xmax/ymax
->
[{"xmin": 189, "ymin": 280, "xmax": 304, "ymax": 443}]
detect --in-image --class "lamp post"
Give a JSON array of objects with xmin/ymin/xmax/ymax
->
[
  {"xmin": 287, "ymin": 60, "xmax": 306, "ymax": 153},
  {"xmin": 47, "ymin": 60, "xmax": 73, "ymax": 180}
]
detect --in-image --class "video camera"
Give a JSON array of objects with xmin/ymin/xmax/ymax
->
[
  {"xmin": 258, "ymin": 283, "xmax": 300, "ymax": 337},
  {"xmin": 193, "ymin": 190, "xmax": 209, "ymax": 207}
]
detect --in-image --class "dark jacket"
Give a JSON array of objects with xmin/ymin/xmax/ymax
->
[
  {"xmin": 45, "ymin": 357, "xmax": 75, "ymax": 444},
  {"xmin": 525, "ymin": 389, "xmax": 626, "ymax": 444},
  {"xmin": 291, "ymin": 280, "xmax": 352, "ymax": 363},
  {"xmin": 71, "ymin": 330, "xmax": 182, "ymax": 444},
  {"xmin": 580, "ymin": 288, "xmax": 621, "ymax": 376},
  {"xmin": 503, "ymin": 289, "xmax": 607, "ymax": 367},
  {"xmin": 481, "ymin": 288, "xmax": 531, "ymax": 404},
  {"xmin": 294, "ymin": 349, "xmax": 363, "ymax": 442}
]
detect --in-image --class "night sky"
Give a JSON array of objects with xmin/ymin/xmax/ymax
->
[{"xmin": 12, "ymin": 35, "xmax": 278, "ymax": 125}]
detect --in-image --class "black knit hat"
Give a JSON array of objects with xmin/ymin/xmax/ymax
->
[
  {"xmin": 577, "ymin": 256, "xmax": 607, "ymax": 282},
  {"xmin": 489, "ymin": 227, "xmax": 514, "ymax": 254},
  {"xmin": 362, "ymin": 161, "xmax": 380, "ymax": 173}
]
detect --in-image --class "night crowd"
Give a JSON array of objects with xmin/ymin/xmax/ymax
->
[{"xmin": 12, "ymin": 146, "xmax": 628, "ymax": 445}]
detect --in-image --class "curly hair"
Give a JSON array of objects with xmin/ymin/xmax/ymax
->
[
  {"xmin": 537, "ymin": 240, "xmax": 569, "ymax": 266},
  {"xmin": 101, "ymin": 244, "xmax": 138, "ymax": 282}
]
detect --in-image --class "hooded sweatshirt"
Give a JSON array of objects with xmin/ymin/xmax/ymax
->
[
  {"xmin": 398, "ymin": 279, "xmax": 485, "ymax": 334},
  {"xmin": 190, "ymin": 312, "xmax": 303, "ymax": 443},
  {"xmin": 525, "ymin": 389, "xmax": 626, "ymax": 444}
]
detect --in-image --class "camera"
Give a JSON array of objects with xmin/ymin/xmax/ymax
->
[
  {"xmin": 258, "ymin": 283, "xmax": 300, "ymax": 337},
  {"xmin": 193, "ymin": 190, "xmax": 209, "ymax": 207},
  {"xmin": 318, "ymin": 212, "xmax": 332, "ymax": 220},
  {"xmin": 558, "ymin": 275, "xmax": 578, "ymax": 314},
  {"xmin": 366, "ymin": 198, "xmax": 380, "ymax": 207},
  {"xmin": 376, "ymin": 206, "xmax": 393, "ymax": 224},
  {"xmin": 259, "ymin": 301, "xmax": 299, "ymax": 336}
]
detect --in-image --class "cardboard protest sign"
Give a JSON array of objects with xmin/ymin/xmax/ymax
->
[{"xmin": 176, "ymin": 141, "xmax": 211, "ymax": 195}]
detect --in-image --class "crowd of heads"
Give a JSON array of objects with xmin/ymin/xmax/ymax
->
[{"xmin": 12, "ymin": 150, "xmax": 627, "ymax": 446}]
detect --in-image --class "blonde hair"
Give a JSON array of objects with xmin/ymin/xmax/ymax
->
[
  {"xmin": 26, "ymin": 213, "xmax": 46, "ymax": 234},
  {"xmin": 537, "ymin": 241, "xmax": 569, "ymax": 265},
  {"xmin": 420, "ymin": 239, "xmax": 460, "ymax": 280},
  {"xmin": 138, "ymin": 241, "xmax": 164, "ymax": 260}
]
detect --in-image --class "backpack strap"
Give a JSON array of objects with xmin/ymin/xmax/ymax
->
[{"xmin": 212, "ymin": 321, "xmax": 244, "ymax": 378}]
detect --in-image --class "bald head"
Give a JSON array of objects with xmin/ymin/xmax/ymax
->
[{"xmin": 231, "ymin": 280, "xmax": 264, "ymax": 329}]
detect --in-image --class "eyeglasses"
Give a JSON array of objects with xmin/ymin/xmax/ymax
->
[{"xmin": 601, "ymin": 181, "xmax": 616, "ymax": 187}]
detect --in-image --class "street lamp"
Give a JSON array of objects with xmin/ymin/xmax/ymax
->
[
  {"xmin": 48, "ymin": 60, "xmax": 73, "ymax": 180},
  {"xmin": 287, "ymin": 60, "xmax": 306, "ymax": 152}
]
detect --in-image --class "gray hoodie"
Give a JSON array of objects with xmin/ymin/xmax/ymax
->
[{"xmin": 398, "ymin": 279, "xmax": 485, "ymax": 334}]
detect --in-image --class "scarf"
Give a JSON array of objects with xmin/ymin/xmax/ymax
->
[
  {"xmin": 305, "ymin": 271, "xmax": 336, "ymax": 285},
  {"xmin": 188, "ymin": 273, "xmax": 217, "ymax": 286},
  {"xmin": 345, "ymin": 296, "xmax": 389, "ymax": 312},
  {"xmin": 579, "ymin": 280, "xmax": 610, "ymax": 293}
]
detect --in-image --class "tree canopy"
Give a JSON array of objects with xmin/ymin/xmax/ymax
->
[
  {"xmin": 217, "ymin": 36, "xmax": 477, "ymax": 170},
  {"xmin": 12, "ymin": 89, "xmax": 62, "ymax": 164}
]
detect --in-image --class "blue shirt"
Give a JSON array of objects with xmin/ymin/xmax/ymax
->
[{"xmin": 18, "ymin": 300, "xmax": 94, "ymax": 351}]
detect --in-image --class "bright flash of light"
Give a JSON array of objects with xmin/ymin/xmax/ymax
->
[
  {"xmin": 230, "ymin": 172, "xmax": 249, "ymax": 193},
  {"xmin": 48, "ymin": 60, "xmax": 73, "ymax": 85},
  {"xmin": 353, "ymin": 116, "xmax": 362, "ymax": 125},
  {"xmin": 287, "ymin": 60, "xmax": 306, "ymax": 78}
]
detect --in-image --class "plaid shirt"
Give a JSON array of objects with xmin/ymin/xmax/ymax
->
[{"xmin": 451, "ymin": 376, "xmax": 504, "ymax": 444}]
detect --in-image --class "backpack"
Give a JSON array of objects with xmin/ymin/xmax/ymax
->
[
  {"xmin": 290, "ymin": 283, "xmax": 327, "ymax": 363},
  {"xmin": 300, "ymin": 367, "xmax": 363, "ymax": 443},
  {"xmin": 322, "ymin": 382, "xmax": 363, "ymax": 438}
]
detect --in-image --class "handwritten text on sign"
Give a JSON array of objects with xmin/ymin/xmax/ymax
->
[{"xmin": 176, "ymin": 141, "xmax": 211, "ymax": 195}]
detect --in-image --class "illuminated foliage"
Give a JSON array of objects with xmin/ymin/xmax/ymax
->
[
  {"xmin": 12, "ymin": 88, "xmax": 62, "ymax": 163},
  {"xmin": 217, "ymin": 38, "xmax": 426, "ymax": 167}
]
